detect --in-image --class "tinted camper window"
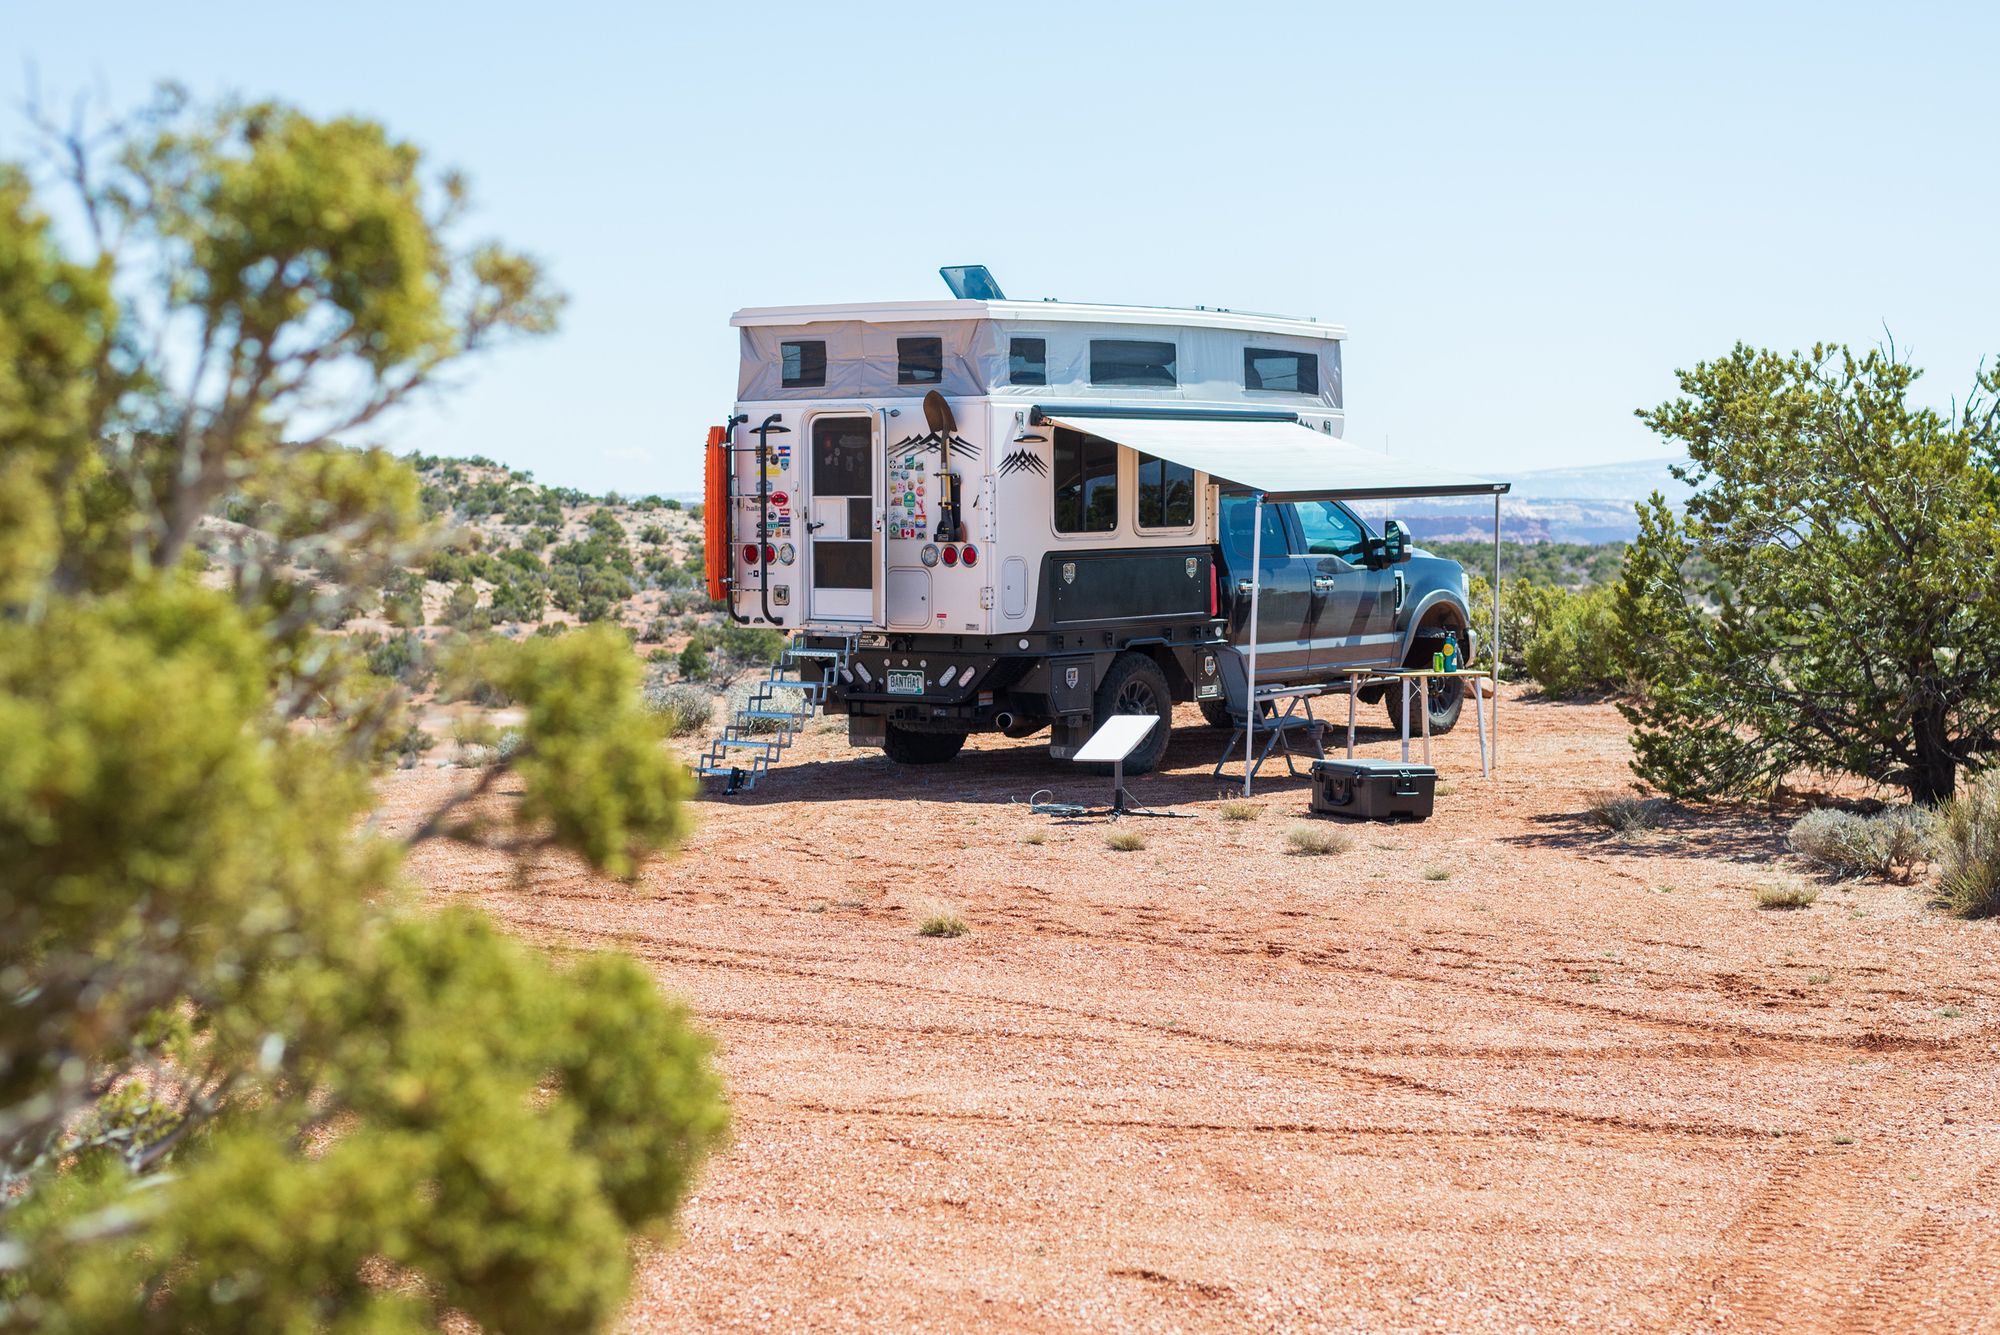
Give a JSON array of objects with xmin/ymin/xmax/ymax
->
[
  {"xmin": 1053, "ymin": 427, "xmax": 1118, "ymax": 534},
  {"xmin": 1137, "ymin": 452, "xmax": 1194, "ymax": 529},
  {"xmin": 1089, "ymin": 339, "xmax": 1176, "ymax": 387},
  {"xmin": 1009, "ymin": 337, "xmax": 1047, "ymax": 385},
  {"xmin": 1244, "ymin": 347, "xmax": 1319, "ymax": 394},
  {"xmin": 780, "ymin": 340, "xmax": 826, "ymax": 388},
  {"xmin": 897, "ymin": 337, "xmax": 943, "ymax": 385}
]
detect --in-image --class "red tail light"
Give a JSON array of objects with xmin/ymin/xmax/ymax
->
[
  {"xmin": 960, "ymin": 544, "xmax": 978, "ymax": 567},
  {"xmin": 1209, "ymin": 561, "xmax": 1218, "ymax": 616},
  {"xmin": 763, "ymin": 543, "xmax": 777, "ymax": 564},
  {"xmin": 742, "ymin": 543, "xmax": 759, "ymax": 565},
  {"xmin": 940, "ymin": 545, "xmax": 959, "ymax": 566}
]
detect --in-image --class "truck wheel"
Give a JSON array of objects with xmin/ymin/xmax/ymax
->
[
  {"xmin": 883, "ymin": 724, "xmax": 967, "ymax": 765},
  {"xmin": 1093, "ymin": 653, "xmax": 1173, "ymax": 774},
  {"xmin": 1199, "ymin": 697, "xmax": 1235, "ymax": 730},
  {"xmin": 1383, "ymin": 674, "xmax": 1464, "ymax": 735}
]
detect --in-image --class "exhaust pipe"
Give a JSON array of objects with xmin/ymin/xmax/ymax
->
[{"xmin": 993, "ymin": 711, "xmax": 1015, "ymax": 732}]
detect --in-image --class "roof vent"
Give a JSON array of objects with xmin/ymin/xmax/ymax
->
[{"xmin": 939, "ymin": 265, "xmax": 1005, "ymax": 300}]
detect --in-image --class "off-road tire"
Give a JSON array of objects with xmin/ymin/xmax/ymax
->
[
  {"xmin": 1384, "ymin": 673, "xmax": 1464, "ymax": 735},
  {"xmin": 1092, "ymin": 653, "xmax": 1173, "ymax": 775},
  {"xmin": 883, "ymin": 723, "xmax": 968, "ymax": 765},
  {"xmin": 1198, "ymin": 697, "xmax": 1236, "ymax": 730}
]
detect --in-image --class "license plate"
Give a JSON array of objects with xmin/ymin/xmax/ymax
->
[{"xmin": 886, "ymin": 671, "xmax": 925, "ymax": 695}]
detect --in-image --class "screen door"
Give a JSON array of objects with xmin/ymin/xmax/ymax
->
[{"xmin": 807, "ymin": 417, "xmax": 875, "ymax": 620}]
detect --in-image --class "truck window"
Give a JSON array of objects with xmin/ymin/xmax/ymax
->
[
  {"xmin": 897, "ymin": 337, "xmax": 943, "ymax": 385},
  {"xmin": 1293, "ymin": 501, "xmax": 1369, "ymax": 561},
  {"xmin": 1136, "ymin": 452, "xmax": 1194, "ymax": 529},
  {"xmin": 781, "ymin": 340, "xmax": 826, "ymax": 388},
  {"xmin": 1053, "ymin": 427, "xmax": 1118, "ymax": 534},
  {"xmin": 1243, "ymin": 347, "xmax": 1319, "ymax": 395},
  {"xmin": 1217, "ymin": 495, "xmax": 1292, "ymax": 568}
]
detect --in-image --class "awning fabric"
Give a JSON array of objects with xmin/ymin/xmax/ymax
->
[{"xmin": 1044, "ymin": 415, "xmax": 1508, "ymax": 501}]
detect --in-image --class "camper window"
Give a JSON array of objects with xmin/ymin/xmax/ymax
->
[
  {"xmin": 1089, "ymin": 339, "xmax": 1177, "ymax": 387},
  {"xmin": 1053, "ymin": 427, "xmax": 1118, "ymax": 534},
  {"xmin": 781, "ymin": 340, "xmax": 826, "ymax": 388},
  {"xmin": 1244, "ymin": 347, "xmax": 1319, "ymax": 395},
  {"xmin": 897, "ymin": 337, "xmax": 944, "ymax": 385},
  {"xmin": 1136, "ymin": 452, "xmax": 1195, "ymax": 530},
  {"xmin": 1009, "ymin": 337, "xmax": 1047, "ymax": 385}
]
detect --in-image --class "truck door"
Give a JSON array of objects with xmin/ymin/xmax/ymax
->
[
  {"xmin": 805, "ymin": 415, "xmax": 877, "ymax": 622},
  {"xmin": 1218, "ymin": 494, "xmax": 1312, "ymax": 680},
  {"xmin": 1293, "ymin": 500, "xmax": 1396, "ymax": 669}
]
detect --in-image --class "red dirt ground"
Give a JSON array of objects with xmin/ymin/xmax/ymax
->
[{"xmin": 389, "ymin": 687, "xmax": 2000, "ymax": 1333}]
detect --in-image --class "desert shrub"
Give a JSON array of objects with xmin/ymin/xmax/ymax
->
[
  {"xmin": 647, "ymin": 683, "xmax": 714, "ymax": 738},
  {"xmin": 639, "ymin": 524, "xmax": 669, "ymax": 545},
  {"xmin": 1217, "ymin": 799, "xmax": 1258, "ymax": 822},
  {"xmin": 1422, "ymin": 864, "xmax": 1452, "ymax": 881},
  {"xmin": 1021, "ymin": 829, "xmax": 1048, "ymax": 845},
  {"xmin": 1518, "ymin": 584, "xmax": 1624, "ymax": 698},
  {"xmin": 364, "ymin": 629, "xmax": 434, "ymax": 688},
  {"xmin": 1285, "ymin": 824, "xmax": 1350, "ymax": 855},
  {"xmin": 1935, "ymin": 772, "xmax": 2000, "ymax": 917},
  {"xmin": 918, "ymin": 910, "xmax": 968, "ymax": 938},
  {"xmin": 389, "ymin": 723, "xmax": 434, "ymax": 767},
  {"xmin": 709, "ymin": 622, "xmax": 787, "ymax": 667},
  {"xmin": 1584, "ymin": 789, "xmax": 1661, "ymax": 833},
  {"xmin": 1756, "ymin": 878, "xmax": 1820, "ymax": 910},
  {"xmin": 678, "ymin": 638, "xmax": 711, "ymax": 679},
  {"xmin": 1788, "ymin": 807, "xmax": 1934, "ymax": 879},
  {"xmin": 1105, "ymin": 829, "xmax": 1148, "ymax": 851}
]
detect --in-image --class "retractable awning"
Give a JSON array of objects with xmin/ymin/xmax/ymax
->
[
  {"xmin": 1033, "ymin": 408, "xmax": 1509, "ymax": 794},
  {"xmin": 1040, "ymin": 413, "xmax": 1509, "ymax": 501}
]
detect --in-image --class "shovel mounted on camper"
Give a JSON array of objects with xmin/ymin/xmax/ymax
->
[{"xmin": 926, "ymin": 390, "xmax": 966, "ymax": 543}]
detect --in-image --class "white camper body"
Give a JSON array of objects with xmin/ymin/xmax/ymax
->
[{"xmin": 724, "ymin": 299, "xmax": 1347, "ymax": 640}]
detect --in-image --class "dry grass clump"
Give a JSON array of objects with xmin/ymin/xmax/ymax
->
[
  {"xmin": 1935, "ymin": 771, "xmax": 2000, "ymax": 917},
  {"xmin": 1584, "ymin": 789, "xmax": 1661, "ymax": 834},
  {"xmin": 1788, "ymin": 807, "xmax": 1933, "ymax": 880},
  {"xmin": 1020, "ymin": 829, "xmax": 1048, "ymax": 846},
  {"xmin": 1216, "ymin": 799, "xmax": 1259, "ymax": 822},
  {"xmin": 917, "ymin": 910, "xmax": 969, "ymax": 938},
  {"xmin": 1755, "ymin": 878, "xmax": 1819, "ymax": 911},
  {"xmin": 645, "ymin": 682, "xmax": 714, "ymax": 737},
  {"xmin": 1421, "ymin": 865, "xmax": 1452, "ymax": 882},
  {"xmin": 1285, "ymin": 824, "xmax": 1351, "ymax": 856},
  {"xmin": 1105, "ymin": 829, "xmax": 1148, "ymax": 852}
]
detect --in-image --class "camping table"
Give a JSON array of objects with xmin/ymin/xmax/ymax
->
[{"xmin": 1387, "ymin": 669, "xmax": 1493, "ymax": 777}]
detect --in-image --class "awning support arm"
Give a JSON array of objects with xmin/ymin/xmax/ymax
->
[
  {"xmin": 1244, "ymin": 492, "xmax": 1264, "ymax": 797},
  {"xmin": 1492, "ymin": 491, "xmax": 1501, "ymax": 768}
]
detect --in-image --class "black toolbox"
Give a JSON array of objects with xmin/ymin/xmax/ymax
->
[{"xmin": 1309, "ymin": 758, "xmax": 1437, "ymax": 822}]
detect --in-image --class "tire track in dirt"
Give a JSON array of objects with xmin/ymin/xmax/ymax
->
[
  {"xmin": 1663, "ymin": 1057, "xmax": 1996, "ymax": 1333},
  {"xmin": 522, "ymin": 921, "xmax": 1846, "ymax": 1145}
]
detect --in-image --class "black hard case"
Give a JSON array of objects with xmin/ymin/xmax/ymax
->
[{"xmin": 1309, "ymin": 758, "xmax": 1437, "ymax": 822}]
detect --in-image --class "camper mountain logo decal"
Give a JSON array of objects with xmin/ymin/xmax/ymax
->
[
  {"xmin": 997, "ymin": 447, "xmax": 1046, "ymax": 477},
  {"xmin": 891, "ymin": 429, "xmax": 978, "ymax": 459}
]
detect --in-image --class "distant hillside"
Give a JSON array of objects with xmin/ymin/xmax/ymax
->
[{"xmin": 1354, "ymin": 457, "xmax": 1690, "ymax": 543}]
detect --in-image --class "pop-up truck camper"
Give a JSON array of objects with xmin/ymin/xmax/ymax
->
[{"xmin": 700, "ymin": 267, "xmax": 1508, "ymax": 790}]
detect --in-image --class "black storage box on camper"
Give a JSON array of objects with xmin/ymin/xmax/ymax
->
[{"xmin": 1309, "ymin": 758, "xmax": 1437, "ymax": 822}]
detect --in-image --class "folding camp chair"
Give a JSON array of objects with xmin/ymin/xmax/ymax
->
[{"xmin": 1209, "ymin": 648, "xmax": 1328, "ymax": 781}]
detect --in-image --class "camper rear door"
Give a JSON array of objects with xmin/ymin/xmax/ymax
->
[{"xmin": 806, "ymin": 415, "xmax": 876, "ymax": 621}]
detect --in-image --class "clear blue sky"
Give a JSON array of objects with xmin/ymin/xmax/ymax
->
[{"xmin": 8, "ymin": 2, "xmax": 1995, "ymax": 494}]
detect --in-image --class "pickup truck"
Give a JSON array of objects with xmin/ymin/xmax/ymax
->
[{"xmin": 1205, "ymin": 493, "xmax": 1475, "ymax": 738}]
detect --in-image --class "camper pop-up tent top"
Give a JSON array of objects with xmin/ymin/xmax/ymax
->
[{"xmin": 702, "ymin": 270, "xmax": 1509, "ymax": 784}]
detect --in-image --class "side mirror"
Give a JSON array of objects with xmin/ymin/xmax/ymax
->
[{"xmin": 1382, "ymin": 519, "xmax": 1414, "ymax": 565}]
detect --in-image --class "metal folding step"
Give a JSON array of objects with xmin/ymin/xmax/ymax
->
[{"xmin": 695, "ymin": 634, "xmax": 856, "ymax": 794}]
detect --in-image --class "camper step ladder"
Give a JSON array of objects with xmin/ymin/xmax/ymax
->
[{"xmin": 696, "ymin": 635, "xmax": 856, "ymax": 794}]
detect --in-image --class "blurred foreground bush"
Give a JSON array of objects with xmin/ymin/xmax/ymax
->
[{"xmin": 0, "ymin": 90, "xmax": 724, "ymax": 1331}]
